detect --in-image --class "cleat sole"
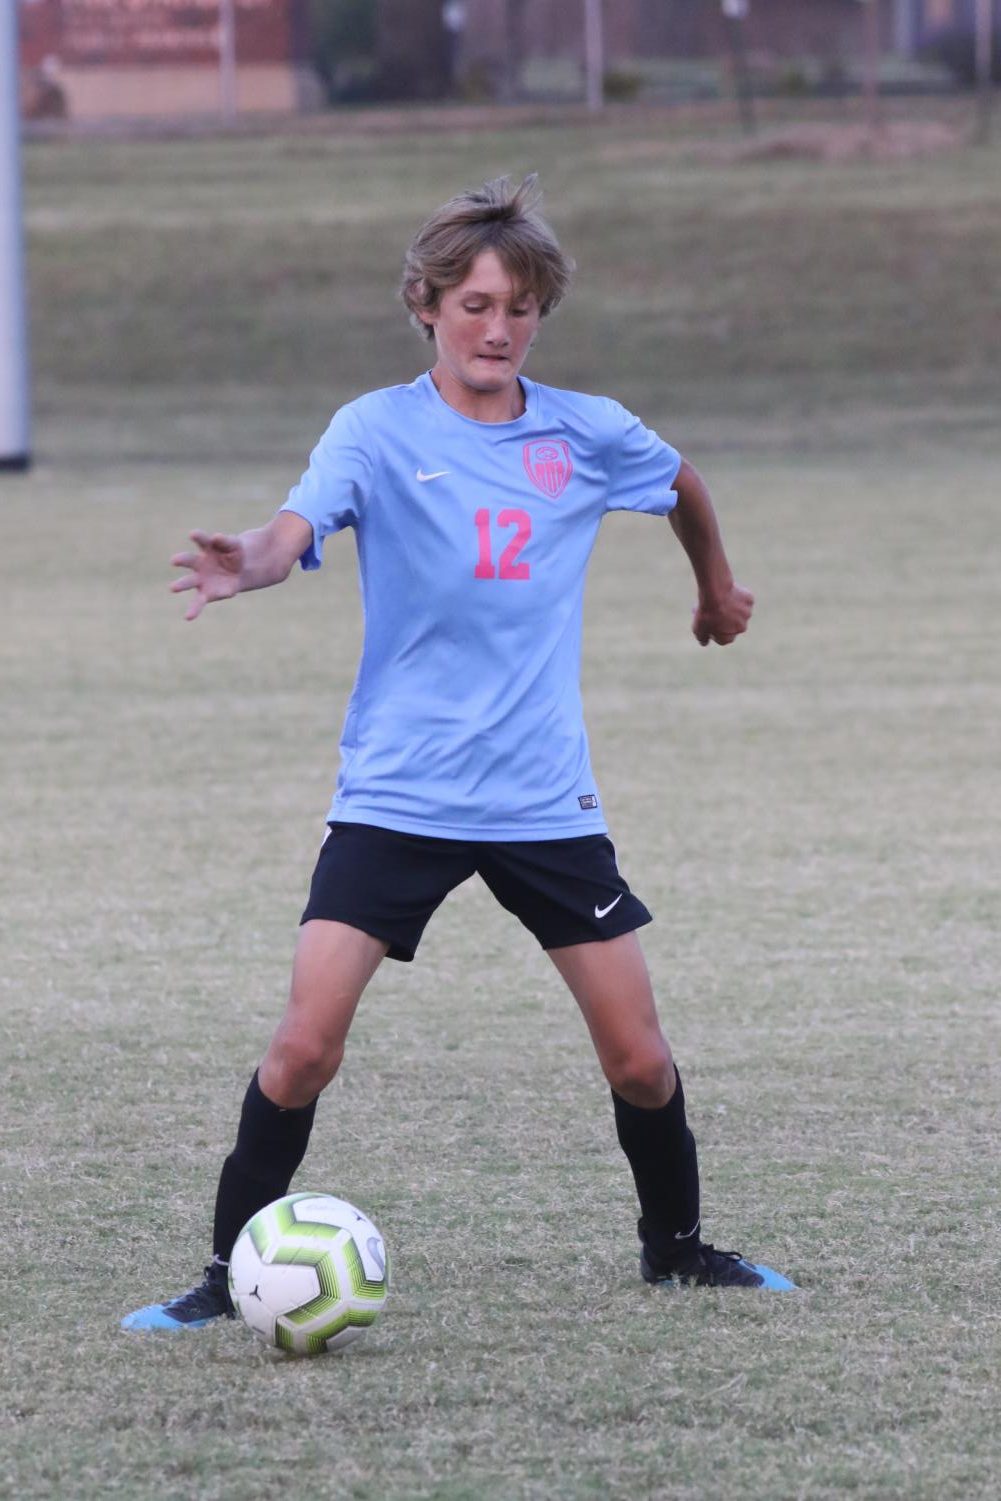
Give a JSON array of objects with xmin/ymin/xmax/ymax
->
[
  {"xmin": 744, "ymin": 1262, "xmax": 798, "ymax": 1291},
  {"xmin": 120, "ymin": 1304, "xmax": 219, "ymax": 1331},
  {"xmin": 640, "ymin": 1250, "xmax": 798, "ymax": 1291}
]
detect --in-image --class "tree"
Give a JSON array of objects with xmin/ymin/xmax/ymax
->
[
  {"xmin": 376, "ymin": 0, "xmax": 451, "ymax": 100},
  {"xmin": 312, "ymin": 0, "xmax": 378, "ymax": 103}
]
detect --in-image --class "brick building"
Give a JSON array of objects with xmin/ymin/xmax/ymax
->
[{"xmin": 18, "ymin": 0, "xmax": 317, "ymax": 118}]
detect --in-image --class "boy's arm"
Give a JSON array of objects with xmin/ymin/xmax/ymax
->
[
  {"xmin": 170, "ymin": 510, "xmax": 313, "ymax": 622},
  {"xmin": 669, "ymin": 459, "xmax": 754, "ymax": 646}
]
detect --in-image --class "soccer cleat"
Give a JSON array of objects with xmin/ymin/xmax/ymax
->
[
  {"xmin": 639, "ymin": 1223, "xmax": 797, "ymax": 1290},
  {"xmin": 121, "ymin": 1260, "xmax": 236, "ymax": 1330}
]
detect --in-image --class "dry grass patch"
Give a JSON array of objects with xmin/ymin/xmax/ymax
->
[{"xmin": 706, "ymin": 119, "xmax": 967, "ymax": 163}]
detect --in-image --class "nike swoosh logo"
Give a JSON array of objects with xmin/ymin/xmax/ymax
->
[
  {"xmin": 674, "ymin": 1219, "xmax": 701, "ymax": 1241},
  {"xmin": 416, "ymin": 468, "xmax": 450, "ymax": 482},
  {"xmin": 594, "ymin": 894, "xmax": 623, "ymax": 919}
]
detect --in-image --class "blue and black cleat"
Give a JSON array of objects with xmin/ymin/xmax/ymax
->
[
  {"xmin": 121, "ymin": 1260, "xmax": 235, "ymax": 1330},
  {"xmin": 639, "ymin": 1227, "xmax": 797, "ymax": 1291}
]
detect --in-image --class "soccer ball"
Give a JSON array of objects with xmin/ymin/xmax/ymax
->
[{"xmin": 229, "ymin": 1191, "xmax": 389, "ymax": 1356}]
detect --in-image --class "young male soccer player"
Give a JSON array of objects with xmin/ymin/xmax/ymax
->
[{"xmin": 124, "ymin": 175, "xmax": 792, "ymax": 1332}]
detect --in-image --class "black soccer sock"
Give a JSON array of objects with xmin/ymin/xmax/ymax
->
[
  {"xmin": 612, "ymin": 1066, "xmax": 701, "ymax": 1258},
  {"xmin": 212, "ymin": 1070, "xmax": 318, "ymax": 1262}
]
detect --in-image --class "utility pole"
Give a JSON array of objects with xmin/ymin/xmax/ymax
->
[
  {"xmin": 219, "ymin": 0, "xmax": 237, "ymax": 120},
  {"xmin": 861, "ymin": 0, "xmax": 882, "ymax": 135},
  {"xmin": 1, "ymin": 0, "xmax": 30, "ymax": 472},
  {"xmin": 721, "ymin": 0, "xmax": 755, "ymax": 136},
  {"xmin": 975, "ymin": 0, "xmax": 995, "ymax": 144},
  {"xmin": 583, "ymin": 0, "xmax": 604, "ymax": 113}
]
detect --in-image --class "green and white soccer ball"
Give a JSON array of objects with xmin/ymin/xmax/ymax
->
[{"xmin": 229, "ymin": 1192, "xmax": 389, "ymax": 1356}]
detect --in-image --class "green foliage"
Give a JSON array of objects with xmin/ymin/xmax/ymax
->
[
  {"xmin": 457, "ymin": 58, "xmax": 503, "ymax": 103},
  {"xmin": 311, "ymin": 0, "xmax": 375, "ymax": 57},
  {"xmin": 310, "ymin": 0, "xmax": 378, "ymax": 102},
  {"xmin": 602, "ymin": 68, "xmax": 643, "ymax": 102},
  {"xmin": 774, "ymin": 62, "xmax": 811, "ymax": 97}
]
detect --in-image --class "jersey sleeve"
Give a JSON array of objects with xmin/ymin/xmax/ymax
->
[
  {"xmin": 280, "ymin": 402, "xmax": 374, "ymax": 570},
  {"xmin": 603, "ymin": 400, "xmax": 682, "ymax": 517}
]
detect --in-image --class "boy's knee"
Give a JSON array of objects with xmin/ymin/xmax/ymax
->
[
  {"xmin": 606, "ymin": 1042, "xmax": 675, "ymax": 1109},
  {"xmin": 261, "ymin": 1030, "xmax": 343, "ymax": 1107}
]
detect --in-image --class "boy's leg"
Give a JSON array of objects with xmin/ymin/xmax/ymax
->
[
  {"xmin": 122, "ymin": 921, "xmax": 387, "ymax": 1330},
  {"xmin": 549, "ymin": 932, "xmax": 765, "ymax": 1287},
  {"xmin": 548, "ymin": 933, "xmax": 699, "ymax": 1243},
  {"xmin": 212, "ymin": 919, "xmax": 389, "ymax": 1263}
]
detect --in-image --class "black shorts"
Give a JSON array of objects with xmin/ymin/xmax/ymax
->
[{"xmin": 300, "ymin": 822, "xmax": 653, "ymax": 962}]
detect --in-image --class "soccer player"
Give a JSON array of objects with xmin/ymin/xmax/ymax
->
[{"xmin": 124, "ymin": 176, "xmax": 792, "ymax": 1332}]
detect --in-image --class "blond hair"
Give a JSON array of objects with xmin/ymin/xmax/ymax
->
[{"xmin": 400, "ymin": 174, "xmax": 574, "ymax": 341}]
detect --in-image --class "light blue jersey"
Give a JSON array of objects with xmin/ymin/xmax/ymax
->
[{"xmin": 282, "ymin": 373, "xmax": 680, "ymax": 839}]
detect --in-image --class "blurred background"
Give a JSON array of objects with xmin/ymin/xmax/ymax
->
[
  {"xmin": 8, "ymin": 0, "xmax": 1000, "ymax": 471},
  {"xmin": 15, "ymin": 0, "xmax": 1001, "ymax": 122}
]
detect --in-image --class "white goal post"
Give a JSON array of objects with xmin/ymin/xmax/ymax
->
[{"xmin": 1, "ymin": 0, "xmax": 30, "ymax": 470}]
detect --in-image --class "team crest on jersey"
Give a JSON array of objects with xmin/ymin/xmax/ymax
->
[{"xmin": 523, "ymin": 440, "xmax": 573, "ymax": 500}]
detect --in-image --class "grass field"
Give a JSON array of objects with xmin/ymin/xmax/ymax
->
[{"xmin": 2, "ymin": 106, "xmax": 1000, "ymax": 1499}]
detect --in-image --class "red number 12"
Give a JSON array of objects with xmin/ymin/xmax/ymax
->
[{"xmin": 474, "ymin": 508, "xmax": 532, "ymax": 581}]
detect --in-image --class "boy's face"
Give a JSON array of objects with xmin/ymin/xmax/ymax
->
[{"xmin": 422, "ymin": 249, "xmax": 541, "ymax": 400}]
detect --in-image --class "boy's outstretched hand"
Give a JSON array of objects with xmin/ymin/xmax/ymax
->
[
  {"xmin": 691, "ymin": 582, "xmax": 754, "ymax": 647},
  {"xmin": 170, "ymin": 530, "xmax": 245, "ymax": 621}
]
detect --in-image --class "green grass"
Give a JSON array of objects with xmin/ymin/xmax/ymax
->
[{"xmin": 2, "ymin": 109, "xmax": 1000, "ymax": 1499}]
